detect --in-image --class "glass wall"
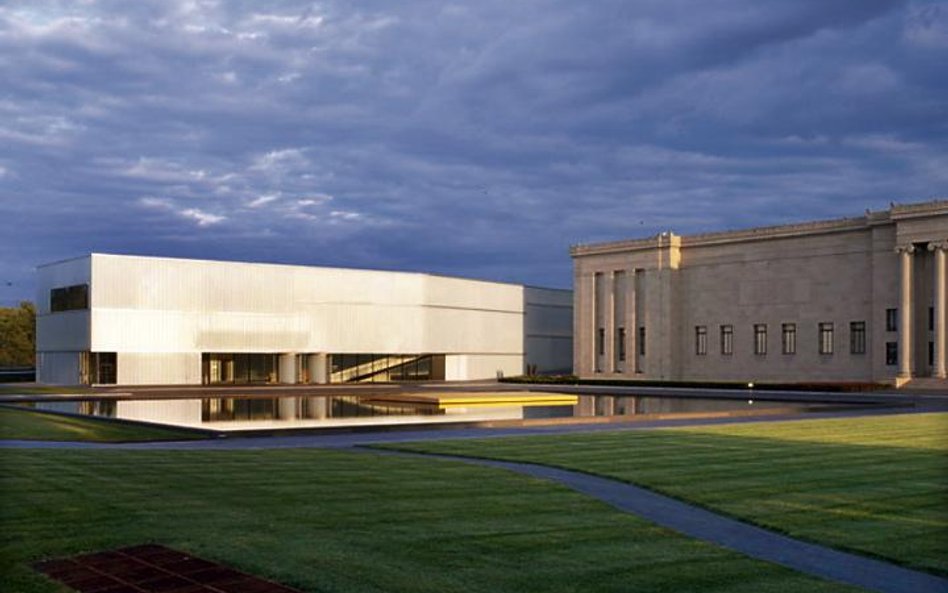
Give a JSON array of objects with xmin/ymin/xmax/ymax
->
[
  {"xmin": 202, "ymin": 353, "xmax": 279, "ymax": 384},
  {"xmin": 50, "ymin": 284, "xmax": 89, "ymax": 312},
  {"xmin": 79, "ymin": 352, "xmax": 117, "ymax": 384},
  {"xmin": 329, "ymin": 354, "xmax": 446, "ymax": 383}
]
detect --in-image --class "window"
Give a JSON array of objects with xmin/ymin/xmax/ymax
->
[
  {"xmin": 695, "ymin": 326, "xmax": 708, "ymax": 355},
  {"xmin": 638, "ymin": 326, "xmax": 646, "ymax": 356},
  {"xmin": 596, "ymin": 328, "xmax": 605, "ymax": 356},
  {"xmin": 753, "ymin": 324, "xmax": 767, "ymax": 355},
  {"xmin": 782, "ymin": 323, "xmax": 796, "ymax": 355},
  {"xmin": 80, "ymin": 352, "xmax": 116, "ymax": 384},
  {"xmin": 929, "ymin": 307, "xmax": 935, "ymax": 331},
  {"xmin": 819, "ymin": 322, "xmax": 834, "ymax": 355},
  {"xmin": 617, "ymin": 327, "xmax": 626, "ymax": 362},
  {"xmin": 720, "ymin": 325, "xmax": 733, "ymax": 355},
  {"xmin": 886, "ymin": 308, "xmax": 897, "ymax": 332},
  {"xmin": 929, "ymin": 341, "xmax": 935, "ymax": 366},
  {"xmin": 50, "ymin": 284, "xmax": 89, "ymax": 312},
  {"xmin": 850, "ymin": 321, "xmax": 866, "ymax": 355},
  {"xmin": 886, "ymin": 342, "xmax": 898, "ymax": 366}
]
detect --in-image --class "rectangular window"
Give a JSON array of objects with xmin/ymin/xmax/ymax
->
[
  {"xmin": 782, "ymin": 323, "xmax": 796, "ymax": 355},
  {"xmin": 596, "ymin": 328, "xmax": 605, "ymax": 356},
  {"xmin": 50, "ymin": 284, "xmax": 89, "ymax": 312},
  {"xmin": 886, "ymin": 308, "xmax": 897, "ymax": 332},
  {"xmin": 695, "ymin": 326, "xmax": 708, "ymax": 355},
  {"xmin": 850, "ymin": 321, "xmax": 866, "ymax": 355},
  {"xmin": 638, "ymin": 326, "xmax": 646, "ymax": 356},
  {"xmin": 929, "ymin": 341, "xmax": 935, "ymax": 366},
  {"xmin": 753, "ymin": 324, "xmax": 767, "ymax": 355},
  {"xmin": 617, "ymin": 327, "xmax": 626, "ymax": 362},
  {"xmin": 929, "ymin": 307, "xmax": 935, "ymax": 331},
  {"xmin": 720, "ymin": 325, "xmax": 733, "ymax": 355},
  {"xmin": 885, "ymin": 342, "xmax": 898, "ymax": 366},
  {"xmin": 81, "ymin": 351, "xmax": 116, "ymax": 385},
  {"xmin": 819, "ymin": 322, "xmax": 834, "ymax": 355}
]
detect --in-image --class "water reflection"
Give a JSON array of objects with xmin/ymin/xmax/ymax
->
[{"xmin": 29, "ymin": 393, "xmax": 802, "ymax": 432}]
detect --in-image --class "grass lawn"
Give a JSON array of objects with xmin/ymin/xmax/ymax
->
[
  {"xmin": 1, "ymin": 449, "xmax": 867, "ymax": 593},
  {"xmin": 0, "ymin": 406, "xmax": 205, "ymax": 442},
  {"xmin": 385, "ymin": 412, "xmax": 948, "ymax": 576}
]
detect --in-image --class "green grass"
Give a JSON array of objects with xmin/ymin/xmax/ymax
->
[
  {"xmin": 0, "ymin": 406, "xmax": 205, "ymax": 442},
  {"xmin": 0, "ymin": 449, "xmax": 866, "ymax": 593},
  {"xmin": 385, "ymin": 412, "xmax": 948, "ymax": 575}
]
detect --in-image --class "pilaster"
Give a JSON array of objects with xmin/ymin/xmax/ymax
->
[
  {"xmin": 896, "ymin": 245, "xmax": 915, "ymax": 381},
  {"xmin": 928, "ymin": 241, "xmax": 947, "ymax": 379}
]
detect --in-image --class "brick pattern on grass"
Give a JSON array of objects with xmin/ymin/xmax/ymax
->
[{"xmin": 34, "ymin": 544, "xmax": 301, "ymax": 593}]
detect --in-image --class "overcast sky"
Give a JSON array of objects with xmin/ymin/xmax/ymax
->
[{"xmin": 2, "ymin": 0, "xmax": 947, "ymax": 305}]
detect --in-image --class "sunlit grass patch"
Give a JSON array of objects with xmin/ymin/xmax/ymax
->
[{"xmin": 386, "ymin": 413, "xmax": 948, "ymax": 574}]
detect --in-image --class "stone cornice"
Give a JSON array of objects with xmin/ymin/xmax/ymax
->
[
  {"xmin": 891, "ymin": 199, "xmax": 948, "ymax": 220},
  {"xmin": 571, "ymin": 199, "xmax": 948, "ymax": 258}
]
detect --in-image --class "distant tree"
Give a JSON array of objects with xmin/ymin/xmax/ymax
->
[{"xmin": 0, "ymin": 301, "xmax": 35, "ymax": 367}]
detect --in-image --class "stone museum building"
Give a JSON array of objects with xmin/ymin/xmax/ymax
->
[
  {"xmin": 571, "ymin": 200, "xmax": 948, "ymax": 387},
  {"xmin": 36, "ymin": 254, "xmax": 572, "ymax": 385}
]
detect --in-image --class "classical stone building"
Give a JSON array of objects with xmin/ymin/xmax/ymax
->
[{"xmin": 571, "ymin": 200, "xmax": 948, "ymax": 387}]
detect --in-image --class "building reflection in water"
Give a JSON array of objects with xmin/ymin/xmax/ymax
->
[{"xmin": 30, "ymin": 393, "xmax": 791, "ymax": 432}]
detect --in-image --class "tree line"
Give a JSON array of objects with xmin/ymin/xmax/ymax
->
[{"xmin": 0, "ymin": 302, "xmax": 35, "ymax": 367}]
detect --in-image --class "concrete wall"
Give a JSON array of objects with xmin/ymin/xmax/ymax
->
[
  {"xmin": 523, "ymin": 287, "xmax": 573, "ymax": 374},
  {"xmin": 35, "ymin": 256, "xmax": 91, "ymax": 384}
]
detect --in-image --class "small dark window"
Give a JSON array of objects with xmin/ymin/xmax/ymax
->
[
  {"xmin": 617, "ymin": 327, "xmax": 626, "ymax": 362},
  {"xmin": 929, "ymin": 341, "xmax": 935, "ymax": 366},
  {"xmin": 886, "ymin": 308, "xmax": 897, "ymax": 332},
  {"xmin": 782, "ymin": 323, "xmax": 796, "ymax": 355},
  {"xmin": 753, "ymin": 324, "xmax": 767, "ymax": 355},
  {"xmin": 885, "ymin": 342, "xmax": 898, "ymax": 366},
  {"xmin": 638, "ymin": 326, "xmax": 646, "ymax": 356},
  {"xmin": 82, "ymin": 352, "xmax": 116, "ymax": 384},
  {"xmin": 50, "ymin": 284, "xmax": 89, "ymax": 312},
  {"xmin": 695, "ymin": 326, "xmax": 707, "ymax": 356},
  {"xmin": 850, "ymin": 322, "xmax": 866, "ymax": 355},
  {"xmin": 819, "ymin": 322, "xmax": 834, "ymax": 355},
  {"xmin": 720, "ymin": 325, "xmax": 733, "ymax": 355},
  {"xmin": 929, "ymin": 307, "xmax": 935, "ymax": 331}
]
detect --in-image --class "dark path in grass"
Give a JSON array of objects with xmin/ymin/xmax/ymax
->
[{"xmin": 363, "ymin": 447, "xmax": 948, "ymax": 593}]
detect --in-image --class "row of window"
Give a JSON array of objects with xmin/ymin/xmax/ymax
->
[
  {"xmin": 695, "ymin": 322, "xmax": 865, "ymax": 356},
  {"xmin": 596, "ymin": 326, "xmax": 645, "ymax": 362},
  {"xmin": 886, "ymin": 307, "xmax": 940, "ymax": 332}
]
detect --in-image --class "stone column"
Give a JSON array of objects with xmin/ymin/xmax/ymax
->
[
  {"xmin": 897, "ymin": 245, "xmax": 915, "ymax": 379},
  {"xmin": 279, "ymin": 353, "xmax": 297, "ymax": 384},
  {"xmin": 308, "ymin": 353, "xmax": 329, "ymax": 384},
  {"xmin": 929, "ymin": 241, "xmax": 947, "ymax": 379},
  {"xmin": 605, "ymin": 273, "xmax": 615, "ymax": 373}
]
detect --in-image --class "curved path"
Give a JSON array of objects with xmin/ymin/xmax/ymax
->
[{"xmin": 365, "ymin": 448, "xmax": 948, "ymax": 593}]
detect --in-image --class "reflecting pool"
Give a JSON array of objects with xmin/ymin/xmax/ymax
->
[{"xmin": 23, "ymin": 392, "xmax": 825, "ymax": 433}]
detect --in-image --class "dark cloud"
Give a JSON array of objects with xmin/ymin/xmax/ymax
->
[{"xmin": 1, "ymin": 0, "xmax": 946, "ymax": 305}]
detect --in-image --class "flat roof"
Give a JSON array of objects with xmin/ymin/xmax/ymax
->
[
  {"xmin": 571, "ymin": 199, "xmax": 948, "ymax": 257},
  {"xmin": 38, "ymin": 252, "xmax": 571, "ymax": 292}
]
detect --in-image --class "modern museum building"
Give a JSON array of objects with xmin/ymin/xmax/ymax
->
[{"xmin": 36, "ymin": 254, "xmax": 572, "ymax": 385}]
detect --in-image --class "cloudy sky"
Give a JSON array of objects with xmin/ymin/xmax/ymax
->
[{"xmin": 2, "ymin": 0, "xmax": 947, "ymax": 305}]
